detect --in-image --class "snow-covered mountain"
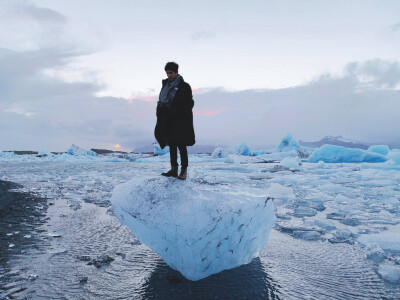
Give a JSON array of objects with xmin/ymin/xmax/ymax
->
[{"xmin": 299, "ymin": 136, "xmax": 370, "ymax": 149}]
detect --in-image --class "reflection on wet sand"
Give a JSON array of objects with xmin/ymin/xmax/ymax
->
[{"xmin": 142, "ymin": 257, "xmax": 281, "ymax": 299}]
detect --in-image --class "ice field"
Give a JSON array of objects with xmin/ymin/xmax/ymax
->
[{"xmin": 1, "ymin": 139, "xmax": 400, "ymax": 298}]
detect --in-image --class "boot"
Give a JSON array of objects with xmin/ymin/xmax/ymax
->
[
  {"xmin": 177, "ymin": 167, "xmax": 187, "ymax": 180},
  {"xmin": 161, "ymin": 166, "xmax": 178, "ymax": 177}
]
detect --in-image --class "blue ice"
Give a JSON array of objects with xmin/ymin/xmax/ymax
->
[{"xmin": 308, "ymin": 144, "xmax": 387, "ymax": 163}]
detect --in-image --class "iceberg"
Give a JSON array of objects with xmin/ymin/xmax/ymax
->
[
  {"xmin": 368, "ymin": 145, "xmax": 389, "ymax": 156},
  {"xmin": 232, "ymin": 142, "xmax": 253, "ymax": 156},
  {"xmin": 276, "ymin": 133, "xmax": 300, "ymax": 152},
  {"xmin": 211, "ymin": 147, "xmax": 232, "ymax": 159},
  {"xmin": 38, "ymin": 150, "xmax": 54, "ymax": 157},
  {"xmin": 308, "ymin": 144, "xmax": 387, "ymax": 163},
  {"xmin": 153, "ymin": 144, "xmax": 169, "ymax": 156},
  {"xmin": 0, "ymin": 151, "xmax": 17, "ymax": 158},
  {"xmin": 387, "ymin": 149, "xmax": 400, "ymax": 164},
  {"xmin": 111, "ymin": 176, "xmax": 276, "ymax": 281},
  {"xmin": 67, "ymin": 144, "xmax": 97, "ymax": 156}
]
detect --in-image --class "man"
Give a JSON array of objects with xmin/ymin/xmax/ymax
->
[{"xmin": 154, "ymin": 62, "xmax": 195, "ymax": 180}]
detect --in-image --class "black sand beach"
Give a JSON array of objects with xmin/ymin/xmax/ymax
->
[{"xmin": 0, "ymin": 180, "xmax": 48, "ymax": 299}]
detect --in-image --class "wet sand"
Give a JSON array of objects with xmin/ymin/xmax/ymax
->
[{"xmin": 0, "ymin": 180, "xmax": 49, "ymax": 299}]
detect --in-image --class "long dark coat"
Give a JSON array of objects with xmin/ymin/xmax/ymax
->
[{"xmin": 154, "ymin": 77, "xmax": 196, "ymax": 149}]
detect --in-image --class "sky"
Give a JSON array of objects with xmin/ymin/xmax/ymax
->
[{"xmin": 1, "ymin": 0, "xmax": 400, "ymax": 151}]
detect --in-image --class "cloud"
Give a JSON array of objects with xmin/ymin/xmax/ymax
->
[
  {"xmin": 0, "ymin": 1, "xmax": 155, "ymax": 151},
  {"xmin": 191, "ymin": 31, "xmax": 216, "ymax": 41},
  {"xmin": 1, "ymin": 2, "xmax": 400, "ymax": 152},
  {"xmin": 344, "ymin": 59, "xmax": 400, "ymax": 89},
  {"xmin": 0, "ymin": 1, "xmax": 68, "ymax": 51},
  {"xmin": 3, "ymin": 0, "xmax": 67, "ymax": 23},
  {"xmin": 390, "ymin": 22, "xmax": 400, "ymax": 32},
  {"xmin": 191, "ymin": 59, "xmax": 400, "ymax": 147}
]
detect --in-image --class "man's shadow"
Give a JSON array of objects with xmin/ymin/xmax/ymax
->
[{"xmin": 141, "ymin": 257, "xmax": 281, "ymax": 299}]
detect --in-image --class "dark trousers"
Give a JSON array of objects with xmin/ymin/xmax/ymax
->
[{"xmin": 169, "ymin": 144, "xmax": 188, "ymax": 168}]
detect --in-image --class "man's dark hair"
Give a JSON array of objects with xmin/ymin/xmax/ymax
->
[{"xmin": 165, "ymin": 62, "xmax": 179, "ymax": 73}]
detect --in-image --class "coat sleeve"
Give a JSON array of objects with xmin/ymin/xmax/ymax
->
[{"xmin": 182, "ymin": 83, "xmax": 194, "ymax": 114}]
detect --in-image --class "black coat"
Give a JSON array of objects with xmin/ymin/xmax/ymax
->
[{"xmin": 154, "ymin": 77, "xmax": 195, "ymax": 149}]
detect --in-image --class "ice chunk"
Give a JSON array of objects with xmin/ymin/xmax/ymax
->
[
  {"xmin": 111, "ymin": 176, "xmax": 276, "ymax": 281},
  {"xmin": 364, "ymin": 243, "xmax": 386, "ymax": 262},
  {"xmin": 293, "ymin": 206, "xmax": 317, "ymax": 217},
  {"xmin": 378, "ymin": 264, "xmax": 400, "ymax": 283},
  {"xmin": 308, "ymin": 145, "xmax": 386, "ymax": 163},
  {"xmin": 0, "ymin": 151, "xmax": 16, "ymax": 158},
  {"xmin": 38, "ymin": 150, "xmax": 54, "ymax": 157},
  {"xmin": 260, "ymin": 150, "xmax": 299, "ymax": 161},
  {"xmin": 276, "ymin": 133, "xmax": 300, "ymax": 152},
  {"xmin": 265, "ymin": 183, "xmax": 295, "ymax": 205},
  {"xmin": 252, "ymin": 150, "xmax": 266, "ymax": 156},
  {"xmin": 292, "ymin": 230, "xmax": 321, "ymax": 241},
  {"xmin": 232, "ymin": 142, "xmax": 252, "ymax": 156},
  {"xmin": 304, "ymin": 219, "xmax": 336, "ymax": 230},
  {"xmin": 280, "ymin": 157, "xmax": 301, "ymax": 170},
  {"xmin": 358, "ymin": 232, "xmax": 400, "ymax": 251},
  {"xmin": 153, "ymin": 144, "xmax": 169, "ymax": 156},
  {"xmin": 211, "ymin": 147, "xmax": 232, "ymax": 158},
  {"xmin": 387, "ymin": 150, "xmax": 400, "ymax": 164},
  {"xmin": 67, "ymin": 144, "xmax": 97, "ymax": 156},
  {"xmin": 368, "ymin": 145, "xmax": 389, "ymax": 156},
  {"xmin": 328, "ymin": 229, "xmax": 356, "ymax": 244}
]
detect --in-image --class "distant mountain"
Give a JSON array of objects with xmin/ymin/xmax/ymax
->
[
  {"xmin": 299, "ymin": 136, "xmax": 370, "ymax": 149},
  {"xmin": 133, "ymin": 144, "xmax": 218, "ymax": 154}
]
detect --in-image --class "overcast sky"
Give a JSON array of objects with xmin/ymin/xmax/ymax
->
[{"xmin": 1, "ymin": 0, "xmax": 400, "ymax": 151}]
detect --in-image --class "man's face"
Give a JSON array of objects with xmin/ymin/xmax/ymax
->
[{"xmin": 166, "ymin": 70, "xmax": 178, "ymax": 81}]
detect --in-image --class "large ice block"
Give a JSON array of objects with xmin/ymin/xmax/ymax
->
[{"xmin": 111, "ymin": 176, "xmax": 276, "ymax": 281}]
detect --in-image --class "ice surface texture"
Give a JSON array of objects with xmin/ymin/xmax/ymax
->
[
  {"xmin": 111, "ymin": 176, "xmax": 276, "ymax": 281},
  {"xmin": 308, "ymin": 144, "xmax": 387, "ymax": 163}
]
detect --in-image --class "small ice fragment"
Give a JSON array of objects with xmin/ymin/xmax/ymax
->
[
  {"xmin": 6, "ymin": 233, "xmax": 13, "ymax": 236},
  {"xmin": 88, "ymin": 255, "xmax": 114, "ymax": 268},
  {"xmin": 293, "ymin": 206, "xmax": 317, "ymax": 217},
  {"xmin": 340, "ymin": 218, "xmax": 361, "ymax": 226},
  {"xmin": 48, "ymin": 248, "xmax": 68, "ymax": 255},
  {"xmin": 211, "ymin": 147, "xmax": 231, "ymax": 158},
  {"xmin": 23, "ymin": 235, "xmax": 31, "ymax": 238},
  {"xmin": 304, "ymin": 219, "xmax": 336, "ymax": 230},
  {"xmin": 328, "ymin": 229, "xmax": 355, "ymax": 244},
  {"xmin": 28, "ymin": 274, "xmax": 39, "ymax": 280},
  {"xmin": 280, "ymin": 157, "xmax": 301, "ymax": 170},
  {"xmin": 9, "ymin": 243, "xmax": 15, "ymax": 248},
  {"xmin": 80, "ymin": 276, "xmax": 88, "ymax": 284},
  {"xmin": 326, "ymin": 212, "xmax": 346, "ymax": 220},
  {"xmin": 292, "ymin": 230, "xmax": 321, "ymax": 240},
  {"xmin": 378, "ymin": 264, "xmax": 400, "ymax": 283},
  {"xmin": 364, "ymin": 243, "xmax": 386, "ymax": 262},
  {"xmin": 48, "ymin": 232, "xmax": 62, "ymax": 238}
]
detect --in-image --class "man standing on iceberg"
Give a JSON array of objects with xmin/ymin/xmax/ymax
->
[{"xmin": 155, "ymin": 62, "xmax": 195, "ymax": 180}]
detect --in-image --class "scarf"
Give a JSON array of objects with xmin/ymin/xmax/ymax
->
[{"xmin": 159, "ymin": 74, "xmax": 183, "ymax": 106}]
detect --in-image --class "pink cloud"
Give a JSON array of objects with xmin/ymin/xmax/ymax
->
[{"xmin": 194, "ymin": 107, "xmax": 227, "ymax": 116}]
